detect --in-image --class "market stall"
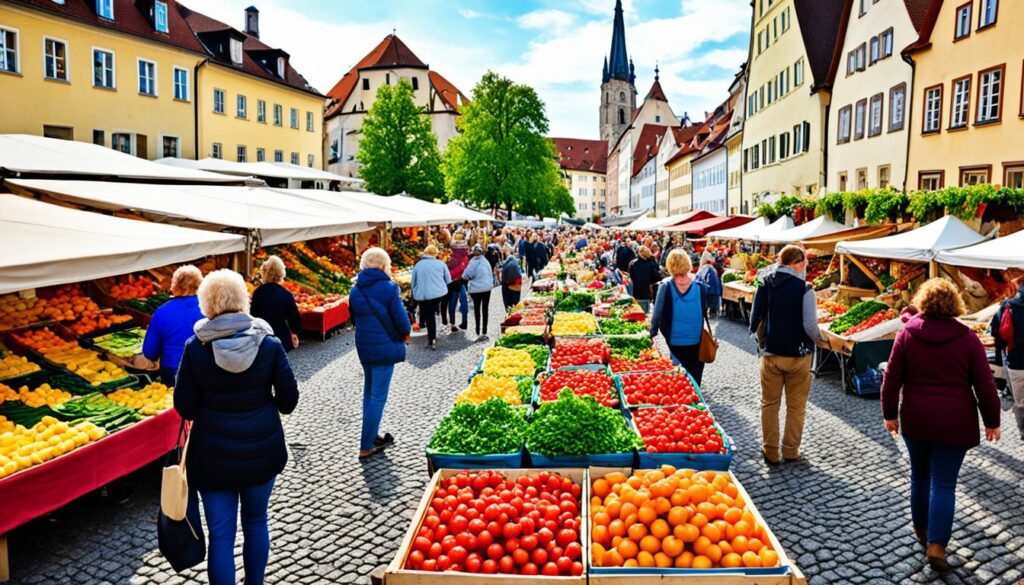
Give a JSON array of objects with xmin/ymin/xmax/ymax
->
[
  {"xmin": 757, "ymin": 216, "xmax": 848, "ymax": 244},
  {"xmin": 706, "ymin": 216, "xmax": 768, "ymax": 240},
  {"xmin": 663, "ymin": 214, "xmax": 755, "ymax": 236},
  {"xmin": 155, "ymin": 157, "xmax": 366, "ymax": 190}
]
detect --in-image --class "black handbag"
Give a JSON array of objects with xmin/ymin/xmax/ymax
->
[{"xmin": 157, "ymin": 422, "xmax": 206, "ymax": 573}]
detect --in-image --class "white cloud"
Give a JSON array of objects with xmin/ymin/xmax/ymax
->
[
  {"xmin": 517, "ymin": 9, "xmax": 576, "ymax": 33},
  {"xmin": 575, "ymin": 0, "xmax": 638, "ymax": 19},
  {"xmin": 686, "ymin": 48, "xmax": 748, "ymax": 71},
  {"xmin": 458, "ymin": 8, "xmax": 484, "ymax": 20}
]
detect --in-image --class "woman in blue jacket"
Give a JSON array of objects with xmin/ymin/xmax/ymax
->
[
  {"xmin": 142, "ymin": 265, "xmax": 204, "ymax": 385},
  {"xmin": 463, "ymin": 244, "xmax": 496, "ymax": 340},
  {"xmin": 350, "ymin": 248, "xmax": 412, "ymax": 459},
  {"xmin": 175, "ymin": 269, "xmax": 298, "ymax": 585},
  {"xmin": 649, "ymin": 250, "xmax": 709, "ymax": 385},
  {"xmin": 411, "ymin": 245, "xmax": 451, "ymax": 349}
]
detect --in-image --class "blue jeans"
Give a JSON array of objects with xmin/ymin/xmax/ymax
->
[
  {"xmin": 200, "ymin": 477, "xmax": 276, "ymax": 585},
  {"xmin": 361, "ymin": 363, "xmax": 394, "ymax": 450},
  {"xmin": 903, "ymin": 437, "xmax": 969, "ymax": 545},
  {"xmin": 448, "ymin": 281, "xmax": 468, "ymax": 325}
]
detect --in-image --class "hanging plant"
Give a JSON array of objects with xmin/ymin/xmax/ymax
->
[
  {"xmin": 775, "ymin": 195, "xmax": 802, "ymax": 220},
  {"xmin": 863, "ymin": 189, "xmax": 909, "ymax": 224},
  {"xmin": 757, "ymin": 202, "xmax": 779, "ymax": 222},
  {"xmin": 816, "ymin": 192, "xmax": 845, "ymax": 222},
  {"xmin": 841, "ymin": 191, "xmax": 870, "ymax": 217},
  {"xmin": 908, "ymin": 190, "xmax": 945, "ymax": 223}
]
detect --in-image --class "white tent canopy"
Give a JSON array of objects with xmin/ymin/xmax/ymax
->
[
  {"xmin": 758, "ymin": 216, "xmax": 848, "ymax": 244},
  {"xmin": 0, "ymin": 195, "xmax": 244, "ymax": 295},
  {"xmin": 836, "ymin": 215, "xmax": 990, "ymax": 261},
  {"xmin": 625, "ymin": 214, "xmax": 664, "ymax": 230},
  {"xmin": 440, "ymin": 202, "xmax": 494, "ymax": 223},
  {"xmin": 753, "ymin": 216, "xmax": 796, "ymax": 242},
  {"xmin": 321, "ymin": 190, "xmax": 475, "ymax": 227},
  {"xmin": 5, "ymin": 179, "xmax": 383, "ymax": 246},
  {"xmin": 706, "ymin": 217, "xmax": 768, "ymax": 240},
  {"xmin": 272, "ymin": 188, "xmax": 428, "ymax": 228},
  {"xmin": 935, "ymin": 229, "xmax": 1024, "ymax": 269},
  {"xmin": 155, "ymin": 157, "xmax": 363, "ymax": 185}
]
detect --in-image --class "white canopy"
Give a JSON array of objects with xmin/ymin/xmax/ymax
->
[
  {"xmin": 0, "ymin": 135, "xmax": 237, "ymax": 182},
  {"xmin": 0, "ymin": 194, "xmax": 244, "ymax": 295},
  {"xmin": 836, "ymin": 215, "xmax": 990, "ymax": 261},
  {"xmin": 934, "ymin": 229, "xmax": 1024, "ymax": 269},
  {"xmin": 625, "ymin": 214, "xmax": 664, "ymax": 230},
  {"xmin": 757, "ymin": 216, "xmax": 849, "ymax": 244},
  {"xmin": 753, "ymin": 216, "xmax": 796, "ymax": 242},
  {"xmin": 5, "ymin": 179, "xmax": 382, "ymax": 246},
  {"xmin": 707, "ymin": 217, "xmax": 769, "ymax": 240},
  {"xmin": 440, "ymin": 202, "xmax": 495, "ymax": 223},
  {"xmin": 271, "ymin": 188, "xmax": 429, "ymax": 228},
  {"xmin": 321, "ymin": 190, "xmax": 470, "ymax": 227},
  {"xmin": 155, "ymin": 157, "xmax": 363, "ymax": 184}
]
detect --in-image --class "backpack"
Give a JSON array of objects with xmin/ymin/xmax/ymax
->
[{"xmin": 999, "ymin": 304, "xmax": 1016, "ymax": 352}]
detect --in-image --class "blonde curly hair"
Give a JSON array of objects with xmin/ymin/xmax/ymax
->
[
  {"xmin": 912, "ymin": 278, "xmax": 966, "ymax": 319},
  {"xmin": 197, "ymin": 269, "xmax": 250, "ymax": 318}
]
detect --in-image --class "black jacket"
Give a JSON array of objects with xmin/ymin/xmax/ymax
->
[
  {"xmin": 628, "ymin": 258, "xmax": 662, "ymax": 301},
  {"xmin": 992, "ymin": 290, "xmax": 1024, "ymax": 370},
  {"xmin": 616, "ymin": 246, "xmax": 637, "ymax": 272},
  {"xmin": 175, "ymin": 335, "xmax": 299, "ymax": 491},
  {"xmin": 251, "ymin": 282, "xmax": 301, "ymax": 352},
  {"xmin": 750, "ymin": 270, "xmax": 814, "ymax": 357}
]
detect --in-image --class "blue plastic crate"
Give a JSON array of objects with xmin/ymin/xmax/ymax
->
[
  {"xmin": 526, "ymin": 450, "xmax": 636, "ymax": 469},
  {"xmin": 426, "ymin": 448, "xmax": 525, "ymax": 471}
]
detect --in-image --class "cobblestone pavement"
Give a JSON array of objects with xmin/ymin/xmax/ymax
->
[{"xmin": 7, "ymin": 305, "xmax": 1024, "ymax": 584}]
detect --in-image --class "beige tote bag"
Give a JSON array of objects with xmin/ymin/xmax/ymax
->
[{"xmin": 161, "ymin": 423, "xmax": 191, "ymax": 522}]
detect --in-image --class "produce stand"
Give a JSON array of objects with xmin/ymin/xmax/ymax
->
[
  {"xmin": 298, "ymin": 300, "xmax": 350, "ymax": 341},
  {"xmin": 722, "ymin": 281, "xmax": 756, "ymax": 321}
]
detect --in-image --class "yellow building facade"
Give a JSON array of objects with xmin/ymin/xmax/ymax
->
[
  {"xmin": 906, "ymin": 0, "xmax": 1024, "ymax": 189},
  {"xmin": 666, "ymin": 151, "xmax": 696, "ymax": 215}
]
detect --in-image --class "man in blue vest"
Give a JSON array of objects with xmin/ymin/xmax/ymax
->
[{"xmin": 749, "ymin": 245, "xmax": 823, "ymax": 465}]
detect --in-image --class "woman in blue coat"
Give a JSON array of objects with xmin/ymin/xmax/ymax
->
[
  {"xmin": 350, "ymin": 248, "xmax": 412, "ymax": 459},
  {"xmin": 142, "ymin": 265, "xmax": 204, "ymax": 385},
  {"xmin": 649, "ymin": 250, "xmax": 709, "ymax": 385}
]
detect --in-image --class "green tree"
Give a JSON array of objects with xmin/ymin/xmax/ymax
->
[
  {"xmin": 356, "ymin": 79, "xmax": 444, "ymax": 201},
  {"xmin": 442, "ymin": 71, "xmax": 573, "ymax": 218}
]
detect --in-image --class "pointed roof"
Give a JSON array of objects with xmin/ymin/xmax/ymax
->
[
  {"xmin": 792, "ymin": 0, "xmax": 846, "ymax": 92},
  {"xmin": 365, "ymin": 34, "xmax": 427, "ymax": 69},
  {"xmin": 604, "ymin": 0, "xmax": 635, "ymax": 84},
  {"xmin": 644, "ymin": 79, "xmax": 668, "ymax": 103},
  {"xmin": 429, "ymin": 70, "xmax": 469, "ymax": 112},
  {"xmin": 632, "ymin": 124, "xmax": 664, "ymax": 178}
]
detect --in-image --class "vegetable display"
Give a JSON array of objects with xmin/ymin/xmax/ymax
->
[
  {"xmin": 554, "ymin": 291, "xmax": 596, "ymax": 312},
  {"xmin": 0, "ymin": 382, "xmax": 72, "ymax": 408},
  {"xmin": 606, "ymin": 336, "xmax": 653, "ymax": 360},
  {"xmin": 89, "ymin": 328, "xmax": 145, "ymax": 358},
  {"xmin": 620, "ymin": 372, "xmax": 701, "ymax": 407},
  {"xmin": 427, "ymin": 399, "xmax": 527, "ymax": 456},
  {"xmin": 39, "ymin": 345, "xmax": 130, "ymax": 387},
  {"xmin": 829, "ymin": 300, "xmax": 890, "ymax": 334},
  {"xmin": 550, "ymin": 312, "xmax": 598, "ymax": 336},
  {"xmin": 122, "ymin": 291, "xmax": 171, "ymax": 314},
  {"xmin": 505, "ymin": 344, "xmax": 549, "ymax": 370},
  {"xmin": 457, "ymin": 375, "xmax": 525, "ymax": 406},
  {"xmin": 0, "ymin": 354, "xmax": 42, "ymax": 380},
  {"xmin": 106, "ymin": 382, "xmax": 173, "ymax": 416},
  {"xmin": 525, "ymin": 389, "xmax": 643, "ymax": 457},
  {"xmin": 0, "ymin": 415, "xmax": 106, "ymax": 478},
  {"xmin": 538, "ymin": 370, "xmax": 618, "ymax": 407},
  {"xmin": 480, "ymin": 347, "xmax": 536, "ymax": 377},
  {"xmin": 52, "ymin": 392, "xmax": 142, "ymax": 431},
  {"xmin": 610, "ymin": 349, "xmax": 675, "ymax": 374},
  {"xmin": 633, "ymin": 406, "xmax": 726, "ymax": 454},
  {"xmin": 722, "ymin": 272, "xmax": 742, "ymax": 284},
  {"xmin": 599, "ymin": 317, "xmax": 648, "ymax": 335},
  {"xmin": 549, "ymin": 338, "xmax": 610, "ymax": 369},
  {"xmin": 843, "ymin": 308, "xmax": 897, "ymax": 336},
  {"xmin": 495, "ymin": 332, "xmax": 546, "ymax": 347}
]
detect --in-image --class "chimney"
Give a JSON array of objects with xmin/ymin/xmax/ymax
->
[{"xmin": 244, "ymin": 6, "xmax": 259, "ymax": 38}]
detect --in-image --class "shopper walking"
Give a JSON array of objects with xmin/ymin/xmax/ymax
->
[
  {"xmin": 143, "ymin": 265, "xmax": 204, "ymax": 386},
  {"xmin": 882, "ymin": 278, "xmax": 1001, "ymax": 571},
  {"xmin": 992, "ymin": 279, "xmax": 1024, "ymax": 440},
  {"xmin": 446, "ymin": 235, "xmax": 470, "ymax": 332},
  {"xmin": 695, "ymin": 253, "xmax": 723, "ymax": 316},
  {"xmin": 174, "ymin": 269, "xmax": 298, "ymax": 585},
  {"xmin": 748, "ymin": 245, "xmax": 822, "ymax": 466},
  {"xmin": 411, "ymin": 245, "xmax": 450, "ymax": 349},
  {"xmin": 615, "ymin": 238, "xmax": 636, "ymax": 272},
  {"xmin": 251, "ymin": 256, "xmax": 302, "ymax": 353},
  {"xmin": 463, "ymin": 244, "xmax": 496, "ymax": 340},
  {"xmin": 499, "ymin": 246, "xmax": 523, "ymax": 311},
  {"xmin": 349, "ymin": 248, "xmax": 411, "ymax": 459},
  {"xmin": 628, "ymin": 246, "xmax": 661, "ymax": 313},
  {"xmin": 649, "ymin": 249, "xmax": 709, "ymax": 386}
]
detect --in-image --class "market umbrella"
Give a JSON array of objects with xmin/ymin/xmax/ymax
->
[{"xmin": 835, "ymin": 216, "xmax": 990, "ymax": 261}]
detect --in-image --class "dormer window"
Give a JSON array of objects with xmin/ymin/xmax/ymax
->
[
  {"xmin": 96, "ymin": 0, "xmax": 113, "ymax": 19},
  {"xmin": 154, "ymin": 1, "xmax": 168, "ymax": 33},
  {"xmin": 230, "ymin": 38, "xmax": 243, "ymax": 65},
  {"xmin": 276, "ymin": 56, "xmax": 285, "ymax": 78}
]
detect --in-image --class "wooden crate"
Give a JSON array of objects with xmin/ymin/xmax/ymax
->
[
  {"xmin": 384, "ymin": 468, "xmax": 589, "ymax": 585},
  {"xmin": 722, "ymin": 282, "xmax": 755, "ymax": 304},
  {"xmin": 587, "ymin": 467, "xmax": 807, "ymax": 585}
]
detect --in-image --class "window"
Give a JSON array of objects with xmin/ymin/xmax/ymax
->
[
  {"xmin": 137, "ymin": 59, "xmax": 156, "ymax": 95},
  {"xmin": 976, "ymin": 65, "xmax": 1004, "ymax": 124},
  {"xmin": 960, "ymin": 166, "xmax": 990, "ymax": 185},
  {"xmin": 93, "ymin": 49, "xmax": 114, "ymax": 88},
  {"xmin": 978, "ymin": 0, "xmax": 997, "ymax": 28},
  {"xmin": 782, "ymin": 7, "xmax": 790, "ymax": 32},
  {"xmin": 847, "ymin": 52, "xmax": 856, "ymax": 75},
  {"xmin": 411, "ymin": 76, "xmax": 419, "ymax": 91},
  {"xmin": 43, "ymin": 125, "xmax": 73, "ymax": 140},
  {"xmin": 255, "ymin": 99, "xmax": 266, "ymax": 123},
  {"xmin": 213, "ymin": 88, "xmax": 225, "ymax": 114},
  {"xmin": 44, "ymin": 38, "xmax": 68, "ymax": 81},
  {"xmin": 273, "ymin": 104, "xmax": 282, "ymax": 126},
  {"xmin": 212, "ymin": 142, "xmax": 222, "ymax": 159},
  {"xmin": 856, "ymin": 168, "xmax": 868, "ymax": 191},
  {"xmin": 838, "ymin": 105, "xmax": 852, "ymax": 143},
  {"xmin": 290, "ymin": 108, "xmax": 298, "ymax": 129},
  {"xmin": 229, "ymin": 38, "xmax": 243, "ymax": 65},
  {"xmin": 950, "ymin": 76, "xmax": 971, "ymax": 128},
  {"xmin": 856, "ymin": 44, "xmax": 866, "ymax": 71},
  {"xmin": 112, "ymin": 132, "xmax": 132, "ymax": 154},
  {"xmin": 154, "ymin": 1, "xmax": 168, "ymax": 33},
  {"xmin": 173, "ymin": 67, "xmax": 188, "ymax": 100},
  {"xmin": 882, "ymin": 28, "xmax": 893, "ymax": 57},
  {"xmin": 306, "ymin": 111, "xmax": 314, "ymax": 132},
  {"xmin": 274, "ymin": 150, "xmax": 283, "ymax": 162},
  {"xmin": 878, "ymin": 165, "xmax": 891, "ymax": 189},
  {"xmin": 237, "ymin": 145, "xmax": 247, "ymax": 162},
  {"xmin": 838, "ymin": 172, "xmax": 848, "ymax": 192},
  {"xmin": 767, "ymin": 81, "xmax": 773, "ymax": 105},
  {"xmin": 889, "ymin": 83, "xmax": 907, "ymax": 131},
  {"xmin": 255, "ymin": 148, "xmax": 265, "ymax": 162},
  {"xmin": 617, "ymin": 108, "xmax": 625, "ymax": 124},
  {"xmin": 794, "ymin": 59, "xmax": 804, "ymax": 86},
  {"xmin": 854, "ymin": 99, "xmax": 867, "ymax": 140},
  {"xmin": 955, "ymin": 3, "xmax": 972, "ymax": 39},
  {"xmin": 793, "ymin": 123, "xmax": 804, "ymax": 154},
  {"xmin": 385, "ymin": 73, "xmax": 390, "ymax": 85},
  {"xmin": 237, "ymin": 94, "xmax": 247, "ymax": 118},
  {"xmin": 162, "ymin": 135, "xmax": 178, "ymax": 158},
  {"xmin": 0, "ymin": 27, "xmax": 18, "ymax": 74},
  {"xmin": 780, "ymin": 132, "xmax": 790, "ymax": 159},
  {"xmin": 923, "ymin": 85, "xmax": 942, "ymax": 133},
  {"xmin": 329, "ymin": 139, "xmax": 340, "ymax": 164},
  {"xmin": 92, "ymin": 129, "xmax": 104, "ymax": 146},
  {"xmin": 1005, "ymin": 164, "xmax": 1024, "ymax": 189},
  {"xmin": 869, "ymin": 94, "xmax": 883, "ymax": 137},
  {"xmin": 362, "ymin": 78, "xmax": 369, "ymax": 91},
  {"xmin": 800, "ymin": 121, "xmax": 810, "ymax": 152},
  {"xmin": 919, "ymin": 171, "xmax": 944, "ymax": 190},
  {"xmin": 859, "ymin": 0, "xmax": 868, "ymax": 16},
  {"xmin": 768, "ymin": 136, "xmax": 776, "ymax": 163},
  {"xmin": 96, "ymin": 0, "xmax": 113, "ymax": 19},
  {"xmin": 870, "ymin": 37, "xmax": 879, "ymax": 65},
  {"xmin": 290, "ymin": 152, "xmax": 299, "ymax": 165}
]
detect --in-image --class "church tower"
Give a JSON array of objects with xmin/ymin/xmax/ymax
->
[{"xmin": 600, "ymin": 0, "xmax": 637, "ymax": 149}]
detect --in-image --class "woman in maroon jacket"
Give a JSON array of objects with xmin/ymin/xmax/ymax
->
[{"xmin": 881, "ymin": 278, "xmax": 1001, "ymax": 572}]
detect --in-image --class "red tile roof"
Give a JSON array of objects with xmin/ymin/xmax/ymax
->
[
  {"xmin": 903, "ymin": 0, "xmax": 948, "ymax": 56},
  {"xmin": 793, "ymin": 0, "xmax": 846, "ymax": 92},
  {"xmin": 644, "ymin": 79, "xmax": 669, "ymax": 102},
  {"xmin": 366, "ymin": 35, "xmax": 427, "ymax": 69},
  {"xmin": 631, "ymin": 124, "xmax": 665, "ymax": 178},
  {"xmin": 428, "ymin": 71, "xmax": 468, "ymax": 112},
  {"xmin": 550, "ymin": 138, "xmax": 609, "ymax": 174}
]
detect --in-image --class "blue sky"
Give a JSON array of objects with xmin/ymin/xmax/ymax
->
[{"xmin": 199, "ymin": 0, "xmax": 752, "ymax": 138}]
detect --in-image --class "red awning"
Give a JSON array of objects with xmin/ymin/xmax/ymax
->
[
  {"xmin": 666, "ymin": 215, "xmax": 755, "ymax": 236},
  {"xmin": 661, "ymin": 210, "xmax": 717, "ymax": 229}
]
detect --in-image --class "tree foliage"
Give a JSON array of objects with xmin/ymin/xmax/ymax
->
[
  {"xmin": 442, "ymin": 71, "xmax": 574, "ymax": 218},
  {"xmin": 356, "ymin": 79, "xmax": 444, "ymax": 201}
]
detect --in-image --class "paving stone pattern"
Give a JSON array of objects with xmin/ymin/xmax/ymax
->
[{"xmin": 6, "ymin": 306, "xmax": 1024, "ymax": 584}]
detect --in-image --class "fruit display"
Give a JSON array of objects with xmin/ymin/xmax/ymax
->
[
  {"xmin": 53, "ymin": 392, "xmax": 142, "ymax": 431},
  {"xmin": 538, "ymin": 370, "xmax": 618, "ymax": 407},
  {"xmin": 503, "ymin": 344, "xmax": 548, "ymax": 370},
  {"xmin": 11, "ymin": 327, "xmax": 75, "ymax": 353},
  {"xmin": 0, "ymin": 353, "xmax": 42, "ymax": 380},
  {"xmin": 427, "ymin": 399, "xmax": 527, "ymax": 456},
  {"xmin": 65, "ymin": 311, "xmax": 132, "ymax": 336},
  {"xmin": 122, "ymin": 291, "xmax": 171, "ymax": 314},
  {"xmin": 38, "ymin": 344, "xmax": 130, "ymax": 387},
  {"xmin": 620, "ymin": 372, "xmax": 702, "ymax": 407},
  {"xmin": 610, "ymin": 349, "xmax": 675, "ymax": 374},
  {"xmin": 108, "ymin": 275, "xmax": 159, "ymax": 301},
  {"xmin": 0, "ymin": 415, "xmax": 106, "ymax": 478},
  {"xmin": 0, "ymin": 382, "xmax": 72, "ymax": 408},
  {"xmin": 402, "ymin": 470, "xmax": 584, "ymax": 575},
  {"xmin": 551, "ymin": 312, "xmax": 599, "ymax": 337},
  {"xmin": 89, "ymin": 328, "xmax": 145, "ymax": 358},
  {"xmin": 501, "ymin": 309, "xmax": 548, "ymax": 328},
  {"xmin": 502, "ymin": 326, "xmax": 547, "ymax": 337},
  {"xmin": 107, "ymin": 382, "xmax": 173, "ymax": 416},
  {"xmin": 260, "ymin": 244, "xmax": 352, "ymax": 295},
  {"xmin": 550, "ymin": 338, "xmax": 610, "ymax": 369},
  {"xmin": 589, "ymin": 467, "xmax": 780, "ymax": 569},
  {"xmin": 456, "ymin": 375, "xmax": 526, "ymax": 406},
  {"xmin": 321, "ymin": 238, "xmax": 358, "ymax": 278},
  {"xmin": 554, "ymin": 291, "xmax": 596, "ymax": 312},
  {"xmin": 633, "ymin": 407, "xmax": 727, "ymax": 455},
  {"xmin": 525, "ymin": 389, "xmax": 643, "ymax": 457},
  {"xmin": 844, "ymin": 308, "xmax": 897, "ymax": 336},
  {"xmin": 480, "ymin": 347, "xmax": 536, "ymax": 377},
  {"xmin": 816, "ymin": 298, "xmax": 848, "ymax": 324},
  {"xmin": 293, "ymin": 290, "xmax": 345, "ymax": 312},
  {"xmin": 829, "ymin": 300, "xmax": 890, "ymax": 334}
]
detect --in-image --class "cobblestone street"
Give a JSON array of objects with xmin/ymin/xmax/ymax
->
[{"xmin": 6, "ymin": 300, "xmax": 1024, "ymax": 584}]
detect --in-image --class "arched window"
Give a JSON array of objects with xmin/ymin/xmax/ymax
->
[
  {"xmin": 605, "ymin": 92, "xmax": 609, "ymax": 103},
  {"xmin": 619, "ymin": 91, "xmax": 626, "ymax": 101},
  {"xmin": 618, "ymin": 108, "xmax": 626, "ymax": 124}
]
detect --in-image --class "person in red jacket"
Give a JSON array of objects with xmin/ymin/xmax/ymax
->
[{"xmin": 881, "ymin": 278, "xmax": 1001, "ymax": 572}]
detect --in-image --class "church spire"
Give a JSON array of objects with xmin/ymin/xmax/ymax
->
[{"xmin": 606, "ymin": 0, "xmax": 633, "ymax": 84}]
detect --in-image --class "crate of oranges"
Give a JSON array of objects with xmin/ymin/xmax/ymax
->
[{"xmin": 587, "ymin": 466, "xmax": 806, "ymax": 584}]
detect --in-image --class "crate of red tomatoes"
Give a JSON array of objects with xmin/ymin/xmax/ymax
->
[
  {"xmin": 617, "ymin": 371, "xmax": 706, "ymax": 409},
  {"xmin": 548, "ymin": 338, "xmax": 610, "ymax": 371},
  {"xmin": 629, "ymin": 405, "xmax": 734, "ymax": 471},
  {"xmin": 536, "ymin": 369, "xmax": 619, "ymax": 408}
]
